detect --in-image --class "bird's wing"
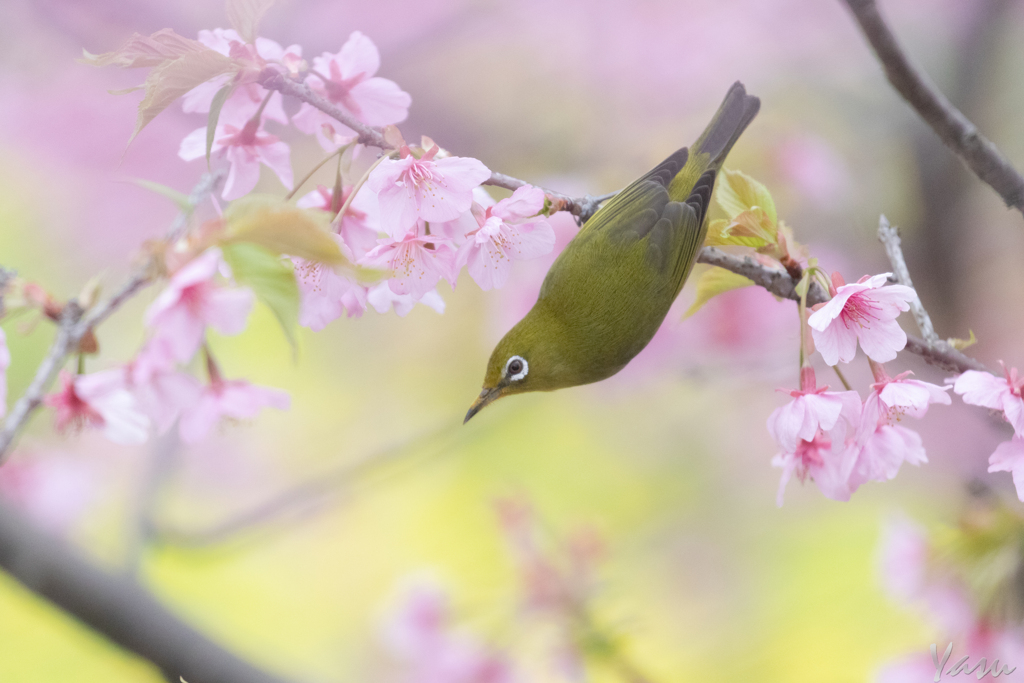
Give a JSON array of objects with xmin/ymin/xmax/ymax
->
[
  {"xmin": 579, "ymin": 148, "xmax": 688, "ymax": 243},
  {"xmin": 579, "ymin": 148, "xmax": 713, "ymax": 291}
]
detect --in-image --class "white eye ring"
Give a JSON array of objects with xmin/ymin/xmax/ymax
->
[{"xmin": 504, "ymin": 355, "xmax": 528, "ymax": 382}]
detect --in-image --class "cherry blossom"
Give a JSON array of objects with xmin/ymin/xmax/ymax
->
[
  {"xmin": 847, "ymin": 391, "xmax": 928, "ymax": 492},
  {"xmin": 766, "ymin": 366, "xmax": 862, "ymax": 453},
  {"xmin": 381, "ymin": 581, "xmax": 516, "ymax": 683},
  {"xmin": 125, "ymin": 340, "xmax": 203, "ymax": 434},
  {"xmin": 368, "ymin": 146, "xmax": 491, "ymax": 239},
  {"xmin": 179, "ymin": 117, "xmax": 293, "ymax": 201},
  {"xmin": 456, "ymin": 185, "xmax": 556, "ymax": 290},
  {"xmin": 807, "ymin": 273, "xmax": 916, "ymax": 365},
  {"xmin": 292, "ymin": 31, "xmax": 411, "ymax": 150},
  {"xmin": 145, "ymin": 249, "xmax": 254, "ymax": 364},
  {"xmin": 0, "ymin": 327, "xmax": 9, "ymax": 418},
  {"xmin": 293, "ymin": 234, "xmax": 368, "ymax": 331},
  {"xmin": 987, "ymin": 438, "xmax": 1024, "ymax": 502},
  {"xmin": 181, "ymin": 29, "xmax": 295, "ymax": 125},
  {"xmin": 360, "ymin": 231, "xmax": 457, "ymax": 299},
  {"xmin": 178, "ymin": 377, "xmax": 290, "ymax": 445},
  {"xmin": 771, "ymin": 430, "xmax": 854, "ymax": 506},
  {"xmin": 953, "ymin": 364, "xmax": 1024, "ymax": 436},
  {"xmin": 366, "ymin": 283, "xmax": 445, "ymax": 317},
  {"xmin": 44, "ymin": 370, "xmax": 149, "ymax": 444},
  {"xmin": 297, "ymin": 184, "xmax": 380, "ymax": 260},
  {"xmin": 873, "ymin": 369, "xmax": 951, "ymax": 420}
]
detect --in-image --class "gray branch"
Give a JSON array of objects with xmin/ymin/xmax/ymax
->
[
  {"xmin": 841, "ymin": 0, "xmax": 1024, "ymax": 215},
  {"xmin": 696, "ymin": 246, "xmax": 988, "ymax": 373},
  {"xmin": 257, "ymin": 69, "xmax": 609, "ymax": 222},
  {"xmin": 876, "ymin": 215, "xmax": 939, "ymax": 344},
  {"xmin": 0, "ymin": 501, "xmax": 298, "ymax": 683},
  {"xmin": 0, "ymin": 172, "xmax": 223, "ymax": 464}
]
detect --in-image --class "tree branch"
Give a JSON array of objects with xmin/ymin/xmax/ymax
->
[
  {"xmin": 841, "ymin": 0, "xmax": 1024, "ymax": 215},
  {"xmin": 696, "ymin": 247, "xmax": 988, "ymax": 373},
  {"xmin": 877, "ymin": 214, "xmax": 939, "ymax": 344},
  {"xmin": 0, "ymin": 172, "xmax": 224, "ymax": 464},
  {"xmin": 257, "ymin": 69, "xmax": 608, "ymax": 221},
  {"xmin": 0, "ymin": 501, "xmax": 298, "ymax": 683}
]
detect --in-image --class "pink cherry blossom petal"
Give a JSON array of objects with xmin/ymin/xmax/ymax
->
[
  {"xmin": 178, "ymin": 379, "xmax": 290, "ymax": 445},
  {"xmin": 988, "ymin": 438, "xmax": 1024, "ymax": 502},
  {"xmin": 349, "ymin": 78, "xmax": 412, "ymax": 126}
]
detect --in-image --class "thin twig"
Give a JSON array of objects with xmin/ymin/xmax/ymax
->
[
  {"xmin": 877, "ymin": 214, "xmax": 939, "ymax": 344},
  {"xmin": 841, "ymin": 0, "xmax": 1024, "ymax": 215},
  {"xmin": 123, "ymin": 429, "xmax": 181, "ymax": 576},
  {"xmin": 149, "ymin": 424, "xmax": 460, "ymax": 548},
  {"xmin": 696, "ymin": 246, "xmax": 989, "ymax": 373},
  {"xmin": 0, "ymin": 172, "xmax": 224, "ymax": 464},
  {"xmin": 257, "ymin": 69, "xmax": 610, "ymax": 222}
]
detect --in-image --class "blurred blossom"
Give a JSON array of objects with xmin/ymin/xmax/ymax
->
[
  {"xmin": 145, "ymin": 248, "xmax": 255, "ymax": 363},
  {"xmin": 774, "ymin": 134, "xmax": 852, "ymax": 208},
  {"xmin": 124, "ymin": 339, "xmax": 203, "ymax": 434},
  {"xmin": 988, "ymin": 438, "xmax": 1024, "ymax": 502},
  {"xmin": 178, "ymin": 377, "xmax": 290, "ymax": 445},
  {"xmin": 366, "ymin": 282, "xmax": 445, "ymax": 316},
  {"xmin": 293, "ymin": 31, "xmax": 412, "ymax": 151},
  {"xmin": 44, "ymin": 370, "xmax": 149, "ymax": 445},
  {"xmin": 0, "ymin": 453, "xmax": 97, "ymax": 531},
  {"xmin": 380, "ymin": 580, "xmax": 517, "ymax": 683},
  {"xmin": 808, "ymin": 273, "xmax": 916, "ymax": 365},
  {"xmin": 875, "ymin": 512, "xmax": 1024, "ymax": 680}
]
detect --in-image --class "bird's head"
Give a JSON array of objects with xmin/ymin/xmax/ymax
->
[{"xmin": 464, "ymin": 313, "xmax": 570, "ymax": 423}]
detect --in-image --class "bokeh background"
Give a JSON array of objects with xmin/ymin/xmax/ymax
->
[{"xmin": 1, "ymin": 0, "xmax": 1023, "ymax": 681}]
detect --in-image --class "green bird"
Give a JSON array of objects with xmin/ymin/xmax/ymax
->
[{"xmin": 465, "ymin": 82, "xmax": 760, "ymax": 423}]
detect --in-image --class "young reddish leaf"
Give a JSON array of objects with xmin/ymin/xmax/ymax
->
[
  {"xmin": 206, "ymin": 83, "xmax": 235, "ymax": 167},
  {"xmin": 221, "ymin": 241, "xmax": 299, "ymax": 351},
  {"xmin": 684, "ymin": 266, "xmax": 754, "ymax": 318},
  {"xmin": 223, "ymin": 195, "xmax": 349, "ymax": 266},
  {"xmin": 81, "ymin": 28, "xmax": 205, "ymax": 68},
  {"xmin": 128, "ymin": 49, "xmax": 235, "ymax": 146},
  {"xmin": 227, "ymin": 0, "xmax": 277, "ymax": 44}
]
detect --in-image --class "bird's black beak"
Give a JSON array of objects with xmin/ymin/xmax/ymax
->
[{"xmin": 464, "ymin": 386, "xmax": 502, "ymax": 424}]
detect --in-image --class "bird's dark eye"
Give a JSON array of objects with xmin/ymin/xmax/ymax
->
[{"xmin": 504, "ymin": 355, "xmax": 528, "ymax": 381}]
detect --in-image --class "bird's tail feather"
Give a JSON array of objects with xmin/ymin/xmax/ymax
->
[{"xmin": 693, "ymin": 81, "xmax": 760, "ymax": 169}]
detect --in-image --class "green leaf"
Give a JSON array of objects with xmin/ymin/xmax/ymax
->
[
  {"xmin": 221, "ymin": 241, "xmax": 299, "ymax": 351},
  {"xmin": 226, "ymin": 0, "xmax": 276, "ymax": 44},
  {"xmin": 206, "ymin": 83, "xmax": 234, "ymax": 167},
  {"xmin": 124, "ymin": 178, "xmax": 191, "ymax": 211},
  {"xmin": 715, "ymin": 168, "xmax": 778, "ymax": 226},
  {"xmin": 684, "ymin": 266, "xmax": 754, "ymax": 318},
  {"xmin": 223, "ymin": 195, "xmax": 349, "ymax": 266}
]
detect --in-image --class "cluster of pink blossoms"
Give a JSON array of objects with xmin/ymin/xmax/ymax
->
[
  {"xmin": 768, "ymin": 270, "xmax": 1024, "ymax": 504},
  {"xmin": 177, "ymin": 28, "xmax": 556, "ymax": 329},
  {"xmin": 43, "ymin": 249, "xmax": 289, "ymax": 446}
]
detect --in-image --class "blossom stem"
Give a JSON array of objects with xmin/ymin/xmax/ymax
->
[
  {"xmin": 202, "ymin": 344, "xmax": 222, "ymax": 385},
  {"xmin": 332, "ymin": 150, "xmax": 396, "ymax": 230},
  {"xmin": 283, "ymin": 143, "xmax": 351, "ymax": 201},
  {"xmin": 833, "ymin": 365, "xmax": 853, "ymax": 391}
]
